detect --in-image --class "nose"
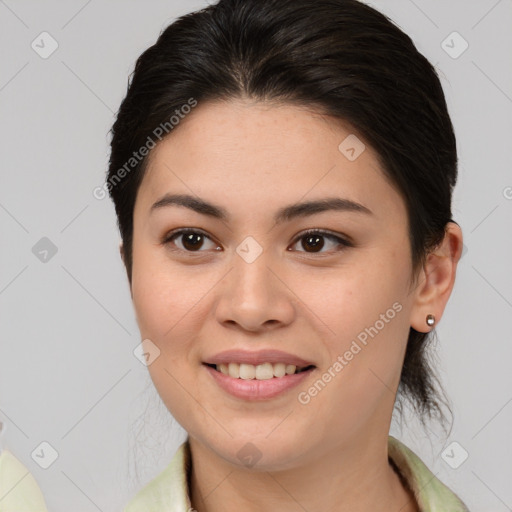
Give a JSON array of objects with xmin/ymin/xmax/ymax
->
[{"xmin": 214, "ymin": 249, "xmax": 296, "ymax": 333}]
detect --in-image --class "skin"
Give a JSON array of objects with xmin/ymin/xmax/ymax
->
[{"xmin": 121, "ymin": 98, "xmax": 463, "ymax": 512}]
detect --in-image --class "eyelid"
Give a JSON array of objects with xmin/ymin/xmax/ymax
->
[
  {"xmin": 161, "ymin": 227, "xmax": 353, "ymax": 254},
  {"xmin": 291, "ymin": 228, "xmax": 354, "ymax": 249},
  {"xmin": 162, "ymin": 227, "xmax": 220, "ymax": 250}
]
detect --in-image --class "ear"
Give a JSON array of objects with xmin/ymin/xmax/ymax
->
[{"xmin": 409, "ymin": 222, "xmax": 464, "ymax": 333}]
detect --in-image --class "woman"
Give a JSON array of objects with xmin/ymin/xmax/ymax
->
[{"xmin": 107, "ymin": 0, "xmax": 469, "ymax": 509}]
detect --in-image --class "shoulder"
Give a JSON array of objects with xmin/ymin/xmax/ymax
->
[
  {"xmin": 124, "ymin": 441, "xmax": 192, "ymax": 512},
  {"xmin": 388, "ymin": 436, "xmax": 470, "ymax": 511},
  {"xmin": 0, "ymin": 449, "xmax": 49, "ymax": 511}
]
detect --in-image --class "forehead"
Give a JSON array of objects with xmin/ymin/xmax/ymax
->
[{"xmin": 135, "ymin": 99, "xmax": 406, "ymax": 225}]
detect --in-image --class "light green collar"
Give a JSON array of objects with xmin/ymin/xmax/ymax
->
[
  {"xmin": 0, "ymin": 449, "xmax": 49, "ymax": 511},
  {"xmin": 125, "ymin": 436, "xmax": 470, "ymax": 511}
]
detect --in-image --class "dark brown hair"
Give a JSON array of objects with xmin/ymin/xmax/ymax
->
[{"xmin": 107, "ymin": 0, "xmax": 457, "ymax": 427}]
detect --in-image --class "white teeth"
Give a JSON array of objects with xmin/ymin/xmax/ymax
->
[
  {"xmin": 273, "ymin": 362, "xmax": 286, "ymax": 378},
  {"xmin": 228, "ymin": 362, "xmax": 239, "ymax": 378},
  {"xmin": 239, "ymin": 363, "xmax": 256, "ymax": 380},
  {"xmin": 285, "ymin": 364, "xmax": 296, "ymax": 375},
  {"xmin": 214, "ymin": 362, "xmax": 307, "ymax": 380},
  {"xmin": 255, "ymin": 362, "xmax": 274, "ymax": 380}
]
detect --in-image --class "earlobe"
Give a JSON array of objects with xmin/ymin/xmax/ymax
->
[{"xmin": 409, "ymin": 222, "xmax": 463, "ymax": 333}]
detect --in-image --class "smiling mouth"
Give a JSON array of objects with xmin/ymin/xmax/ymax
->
[{"xmin": 204, "ymin": 362, "xmax": 316, "ymax": 380}]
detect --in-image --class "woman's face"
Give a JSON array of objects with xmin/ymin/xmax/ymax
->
[{"xmin": 129, "ymin": 99, "xmax": 422, "ymax": 469}]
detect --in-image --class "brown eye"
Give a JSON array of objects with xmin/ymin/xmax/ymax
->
[
  {"xmin": 163, "ymin": 229, "xmax": 218, "ymax": 252},
  {"xmin": 290, "ymin": 229, "xmax": 352, "ymax": 254},
  {"xmin": 301, "ymin": 233, "xmax": 325, "ymax": 252},
  {"xmin": 181, "ymin": 232, "xmax": 205, "ymax": 251}
]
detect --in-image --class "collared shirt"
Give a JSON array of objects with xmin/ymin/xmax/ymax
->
[
  {"xmin": 124, "ymin": 435, "xmax": 470, "ymax": 511},
  {"xmin": 0, "ymin": 449, "xmax": 48, "ymax": 512}
]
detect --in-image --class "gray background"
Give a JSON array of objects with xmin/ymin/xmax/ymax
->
[{"xmin": 1, "ymin": 0, "xmax": 511, "ymax": 510}]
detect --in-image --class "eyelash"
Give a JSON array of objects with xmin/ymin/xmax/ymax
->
[{"xmin": 161, "ymin": 228, "xmax": 353, "ymax": 257}]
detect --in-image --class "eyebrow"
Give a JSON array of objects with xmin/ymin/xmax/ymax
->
[{"xmin": 150, "ymin": 193, "xmax": 373, "ymax": 223}]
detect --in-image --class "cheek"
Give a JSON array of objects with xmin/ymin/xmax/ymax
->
[
  {"xmin": 308, "ymin": 249, "xmax": 411, "ymax": 396},
  {"xmin": 131, "ymin": 240, "xmax": 177, "ymax": 338},
  {"xmin": 130, "ymin": 243, "xmax": 217, "ymax": 346},
  {"xmin": 312, "ymin": 257, "xmax": 406, "ymax": 340},
  {"xmin": 129, "ymin": 246, "xmax": 207, "ymax": 413}
]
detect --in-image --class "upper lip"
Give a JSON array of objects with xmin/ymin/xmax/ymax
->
[{"xmin": 204, "ymin": 349, "xmax": 315, "ymax": 368}]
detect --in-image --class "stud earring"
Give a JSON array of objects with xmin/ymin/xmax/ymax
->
[{"xmin": 426, "ymin": 314, "xmax": 435, "ymax": 327}]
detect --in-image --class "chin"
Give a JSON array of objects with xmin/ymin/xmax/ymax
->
[{"xmin": 207, "ymin": 432, "xmax": 307, "ymax": 472}]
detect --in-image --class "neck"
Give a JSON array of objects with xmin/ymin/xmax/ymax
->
[{"xmin": 188, "ymin": 431, "xmax": 418, "ymax": 512}]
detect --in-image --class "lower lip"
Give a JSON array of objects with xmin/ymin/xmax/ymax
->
[{"xmin": 203, "ymin": 364, "xmax": 315, "ymax": 400}]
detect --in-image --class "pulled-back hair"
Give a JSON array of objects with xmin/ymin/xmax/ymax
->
[{"xmin": 107, "ymin": 0, "xmax": 457, "ymax": 427}]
